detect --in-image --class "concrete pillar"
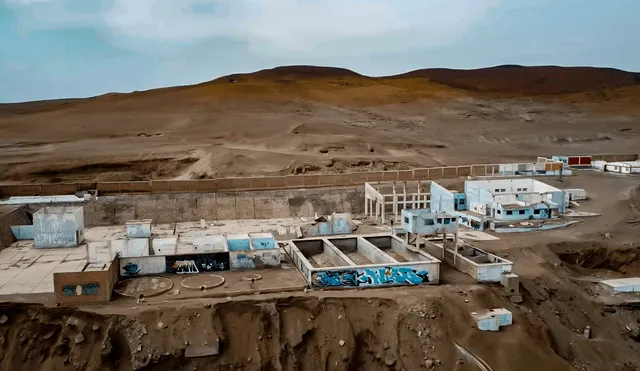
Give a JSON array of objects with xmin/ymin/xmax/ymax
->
[{"xmin": 365, "ymin": 195, "xmax": 369, "ymax": 216}]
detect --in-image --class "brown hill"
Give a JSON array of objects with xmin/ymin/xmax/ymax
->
[{"xmin": 394, "ymin": 65, "xmax": 640, "ymax": 95}]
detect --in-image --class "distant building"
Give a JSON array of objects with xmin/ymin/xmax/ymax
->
[{"xmin": 430, "ymin": 179, "xmax": 567, "ymax": 230}]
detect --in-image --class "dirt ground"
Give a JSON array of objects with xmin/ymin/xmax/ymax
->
[
  {"xmin": 0, "ymin": 65, "xmax": 639, "ymax": 183},
  {"xmin": 0, "ymin": 172, "xmax": 639, "ymax": 370}
]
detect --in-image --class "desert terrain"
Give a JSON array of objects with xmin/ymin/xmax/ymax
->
[
  {"xmin": 0, "ymin": 65, "xmax": 639, "ymax": 183},
  {"xmin": 1, "ymin": 66, "xmax": 640, "ymax": 371}
]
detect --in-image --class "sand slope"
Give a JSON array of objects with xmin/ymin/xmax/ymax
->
[{"xmin": 0, "ymin": 65, "xmax": 638, "ymax": 183}]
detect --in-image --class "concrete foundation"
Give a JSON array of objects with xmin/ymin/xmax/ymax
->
[
  {"xmin": 33, "ymin": 206, "xmax": 85, "ymax": 248},
  {"xmin": 422, "ymin": 237, "xmax": 512, "ymax": 282},
  {"xmin": 601, "ymin": 278, "xmax": 640, "ymax": 294},
  {"xmin": 471, "ymin": 308, "xmax": 513, "ymax": 331},
  {"xmin": 286, "ymin": 234, "xmax": 440, "ymax": 288}
]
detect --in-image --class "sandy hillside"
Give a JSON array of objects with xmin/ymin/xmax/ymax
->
[{"xmin": 0, "ymin": 65, "xmax": 639, "ymax": 183}]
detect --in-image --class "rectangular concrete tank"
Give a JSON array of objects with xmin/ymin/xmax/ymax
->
[{"xmin": 33, "ymin": 206, "xmax": 85, "ymax": 248}]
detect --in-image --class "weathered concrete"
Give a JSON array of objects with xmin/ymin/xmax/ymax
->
[
  {"xmin": 23, "ymin": 187, "xmax": 365, "ymax": 227},
  {"xmin": 0, "ymin": 206, "xmax": 32, "ymax": 250}
]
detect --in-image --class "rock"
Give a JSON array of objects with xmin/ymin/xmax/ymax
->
[
  {"xmin": 43, "ymin": 330, "xmax": 55, "ymax": 340},
  {"xmin": 0, "ymin": 314, "xmax": 8, "ymax": 324},
  {"xmin": 339, "ymin": 340, "xmax": 346, "ymax": 347},
  {"xmin": 385, "ymin": 357, "xmax": 396, "ymax": 366},
  {"xmin": 74, "ymin": 333, "xmax": 85, "ymax": 344},
  {"xmin": 141, "ymin": 324, "xmax": 148, "ymax": 335},
  {"xmin": 338, "ymin": 315, "xmax": 343, "ymax": 320},
  {"xmin": 383, "ymin": 341, "xmax": 390, "ymax": 349},
  {"xmin": 464, "ymin": 299, "xmax": 469, "ymax": 303},
  {"xmin": 173, "ymin": 289, "xmax": 180, "ymax": 295},
  {"xmin": 425, "ymin": 359, "xmax": 434, "ymax": 368},
  {"xmin": 66, "ymin": 317, "xmax": 84, "ymax": 328},
  {"xmin": 204, "ymin": 303, "xmax": 212, "ymax": 309},
  {"xmin": 92, "ymin": 324, "xmax": 100, "ymax": 331},
  {"xmin": 137, "ymin": 345, "xmax": 142, "ymax": 352},
  {"xmin": 418, "ymin": 331, "xmax": 422, "ymax": 337},
  {"xmin": 157, "ymin": 322, "xmax": 164, "ymax": 329},
  {"xmin": 605, "ymin": 232, "xmax": 612, "ymax": 239},
  {"xmin": 430, "ymin": 314, "xmax": 436, "ymax": 319},
  {"xmin": 303, "ymin": 288, "xmax": 308, "ymax": 293}
]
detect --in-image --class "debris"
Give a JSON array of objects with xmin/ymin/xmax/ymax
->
[
  {"xmin": 137, "ymin": 344, "xmax": 142, "ymax": 352},
  {"xmin": 385, "ymin": 357, "xmax": 396, "ymax": 366},
  {"xmin": 92, "ymin": 324, "xmax": 100, "ymax": 331},
  {"xmin": 471, "ymin": 309, "xmax": 512, "ymax": 331},
  {"xmin": 383, "ymin": 340, "xmax": 390, "ymax": 349},
  {"xmin": 0, "ymin": 314, "xmax": 7, "ymax": 325},
  {"xmin": 583, "ymin": 326, "xmax": 591, "ymax": 339},
  {"xmin": 66, "ymin": 317, "xmax": 84, "ymax": 328},
  {"xmin": 185, "ymin": 339, "xmax": 221, "ymax": 358},
  {"xmin": 43, "ymin": 330, "xmax": 55, "ymax": 340},
  {"xmin": 303, "ymin": 288, "xmax": 308, "ymax": 293},
  {"xmin": 141, "ymin": 324, "xmax": 148, "ymax": 335},
  {"xmin": 454, "ymin": 342, "xmax": 493, "ymax": 371},
  {"xmin": 204, "ymin": 303, "xmax": 212, "ymax": 309},
  {"xmin": 73, "ymin": 333, "xmax": 85, "ymax": 344},
  {"xmin": 173, "ymin": 289, "xmax": 180, "ymax": 295},
  {"xmin": 425, "ymin": 359, "xmax": 434, "ymax": 368},
  {"xmin": 338, "ymin": 315, "xmax": 343, "ymax": 320},
  {"xmin": 157, "ymin": 321, "xmax": 164, "ymax": 329},
  {"xmin": 295, "ymin": 226, "xmax": 303, "ymax": 239},
  {"xmin": 508, "ymin": 294, "xmax": 523, "ymax": 304},
  {"xmin": 339, "ymin": 340, "xmax": 346, "ymax": 347},
  {"xmin": 464, "ymin": 299, "xmax": 469, "ymax": 303},
  {"xmin": 604, "ymin": 232, "xmax": 612, "ymax": 239}
]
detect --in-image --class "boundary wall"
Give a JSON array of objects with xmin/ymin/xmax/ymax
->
[
  {"xmin": 27, "ymin": 188, "xmax": 365, "ymax": 226},
  {"xmin": 2, "ymin": 153, "xmax": 636, "ymax": 198}
]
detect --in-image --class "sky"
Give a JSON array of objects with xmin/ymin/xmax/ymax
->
[{"xmin": 1, "ymin": 0, "xmax": 639, "ymax": 103}]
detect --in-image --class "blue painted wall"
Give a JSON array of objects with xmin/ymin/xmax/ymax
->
[
  {"xmin": 11, "ymin": 225, "xmax": 34, "ymax": 240},
  {"xmin": 430, "ymin": 182, "xmax": 455, "ymax": 212},
  {"xmin": 227, "ymin": 238, "xmax": 251, "ymax": 251},
  {"xmin": 251, "ymin": 237, "xmax": 276, "ymax": 250}
]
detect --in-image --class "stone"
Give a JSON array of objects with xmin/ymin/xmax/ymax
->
[
  {"xmin": 204, "ymin": 303, "xmax": 212, "ymax": 309},
  {"xmin": 141, "ymin": 324, "xmax": 148, "ymax": 335},
  {"xmin": 385, "ymin": 357, "xmax": 396, "ymax": 366},
  {"xmin": 157, "ymin": 321, "xmax": 164, "ymax": 329},
  {"xmin": 605, "ymin": 232, "xmax": 612, "ymax": 239},
  {"xmin": 184, "ymin": 339, "xmax": 221, "ymax": 358},
  {"xmin": 66, "ymin": 317, "xmax": 85, "ymax": 328},
  {"xmin": 425, "ymin": 359, "xmax": 434, "ymax": 368},
  {"xmin": 339, "ymin": 340, "xmax": 345, "ymax": 347},
  {"xmin": 92, "ymin": 324, "xmax": 100, "ymax": 331},
  {"xmin": 137, "ymin": 345, "xmax": 142, "ymax": 352},
  {"xmin": 0, "ymin": 314, "xmax": 8, "ymax": 325},
  {"xmin": 43, "ymin": 330, "xmax": 55, "ymax": 340},
  {"xmin": 173, "ymin": 290, "xmax": 180, "ymax": 295},
  {"xmin": 74, "ymin": 333, "xmax": 85, "ymax": 344},
  {"xmin": 338, "ymin": 315, "xmax": 343, "ymax": 320},
  {"xmin": 383, "ymin": 341, "xmax": 390, "ymax": 349}
]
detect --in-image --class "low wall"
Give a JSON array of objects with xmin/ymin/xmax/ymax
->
[
  {"xmin": 53, "ymin": 256, "xmax": 119, "ymax": 305},
  {"xmin": 24, "ymin": 187, "xmax": 364, "ymax": 227},
  {"xmin": 0, "ymin": 206, "xmax": 31, "ymax": 250},
  {"xmin": 423, "ymin": 239, "xmax": 512, "ymax": 282},
  {"xmin": 286, "ymin": 234, "xmax": 441, "ymax": 288},
  {"xmin": 2, "ymin": 153, "xmax": 635, "ymax": 198}
]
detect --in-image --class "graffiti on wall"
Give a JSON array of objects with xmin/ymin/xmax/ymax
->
[
  {"xmin": 165, "ymin": 253, "xmax": 230, "ymax": 274},
  {"xmin": 62, "ymin": 282, "xmax": 100, "ymax": 296},
  {"xmin": 311, "ymin": 266, "xmax": 429, "ymax": 288},
  {"xmin": 123, "ymin": 262, "xmax": 141, "ymax": 275},
  {"xmin": 173, "ymin": 260, "xmax": 200, "ymax": 274}
]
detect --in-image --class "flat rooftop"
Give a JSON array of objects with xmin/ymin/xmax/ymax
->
[{"xmin": 0, "ymin": 217, "xmax": 388, "ymax": 295}]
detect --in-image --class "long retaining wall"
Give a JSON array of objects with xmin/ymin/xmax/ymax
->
[
  {"xmin": 2, "ymin": 153, "xmax": 636, "ymax": 198},
  {"xmin": 27, "ymin": 188, "xmax": 365, "ymax": 226}
]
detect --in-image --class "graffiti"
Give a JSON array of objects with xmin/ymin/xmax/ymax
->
[
  {"xmin": 173, "ymin": 260, "xmax": 200, "ymax": 274},
  {"xmin": 122, "ymin": 262, "xmax": 140, "ymax": 275},
  {"xmin": 166, "ymin": 253, "xmax": 230, "ymax": 274},
  {"xmin": 62, "ymin": 282, "xmax": 100, "ymax": 296},
  {"xmin": 200, "ymin": 260, "xmax": 226, "ymax": 271},
  {"xmin": 311, "ymin": 267, "xmax": 429, "ymax": 288}
]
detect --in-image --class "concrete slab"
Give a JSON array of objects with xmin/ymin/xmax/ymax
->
[
  {"xmin": 601, "ymin": 277, "xmax": 640, "ymax": 294},
  {"xmin": 458, "ymin": 228, "xmax": 500, "ymax": 241},
  {"xmin": 471, "ymin": 308, "xmax": 513, "ymax": 331}
]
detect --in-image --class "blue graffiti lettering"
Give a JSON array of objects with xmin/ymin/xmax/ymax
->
[{"xmin": 311, "ymin": 267, "xmax": 429, "ymax": 287}]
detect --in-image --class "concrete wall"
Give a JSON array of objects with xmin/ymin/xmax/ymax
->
[
  {"xmin": 422, "ymin": 240, "xmax": 512, "ymax": 282},
  {"xmin": 125, "ymin": 220, "xmax": 152, "ymax": 238},
  {"xmin": 27, "ymin": 188, "xmax": 363, "ymax": 227},
  {"xmin": 430, "ymin": 182, "xmax": 455, "ymax": 212},
  {"xmin": 287, "ymin": 234, "xmax": 441, "ymax": 288},
  {"xmin": 120, "ymin": 256, "xmax": 166, "ymax": 277},
  {"xmin": 53, "ymin": 256, "xmax": 119, "ymax": 304},
  {"xmin": 229, "ymin": 249, "xmax": 280, "ymax": 270},
  {"xmin": 0, "ymin": 206, "xmax": 32, "ymax": 250},
  {"xmin": 10, "ymin": 225, "xmax": 34, "ymax": 240},
  {"xmin": 166, "ymin": 252, "xmax": 230, "ymax": 273},
  {"xmin": 33, "ymin": 206, "xmax": 84, "ymax": 248}
]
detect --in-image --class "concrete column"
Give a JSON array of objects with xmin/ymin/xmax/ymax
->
[{"xmin": 364, "ymin": 195, "xmax": 369, "ymax": 216}]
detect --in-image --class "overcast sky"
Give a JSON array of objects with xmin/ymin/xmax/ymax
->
[{"xmin": 1, "ymin": 0, "xmax": 638, "ymax": 102}]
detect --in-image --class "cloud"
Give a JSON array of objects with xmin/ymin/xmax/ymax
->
[{"xmin": 5, "ymin": 0, "xmax": 503, "ymax": 53}]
